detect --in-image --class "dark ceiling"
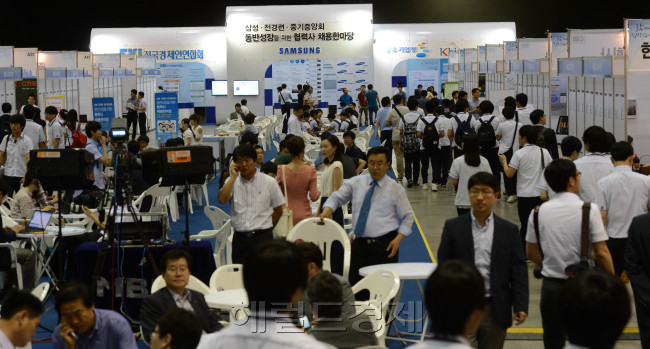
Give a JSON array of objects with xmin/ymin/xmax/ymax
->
[{"xmin": 2, "ymin": 0, "xmax": 648, "ymax": 51}]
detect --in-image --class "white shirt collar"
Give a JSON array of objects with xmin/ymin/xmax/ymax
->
[{"xmin": 613, "ymin": 165, "xmax": 631, "ymax": 172}]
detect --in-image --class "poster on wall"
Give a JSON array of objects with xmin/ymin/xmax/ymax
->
[
  {"xmin": 78, "ymin": 52, "xmax": 93, "ymax": 77},
  {"xmin": 91, "ymin": 97, "xmax": 115, "ymax": 131},
  {"xmin": 45, "ymin": 96, "xmax": 65, "ymax": 112},
  {"xmin": 406, "ymin": 59, "xmax": 448, "ymax": 95},
  {"xmin": 15, "ymin": 79, "xmax": 37, "ymax": 112},
  {"xmin": 628, "ymin": 19, "xmax": 650, "ymax": 72},
  {"xmin": 0, "ymin": 47, "xmax": 13, "ymax": 67},
  {"xmin": 38, "ymin": 51, "xmax": 76, "ymax": 68},
  {"xmin": 156, "ymin": 62, "xmax": 206, "ymax": 106},
  {"xmin": 155, "ymin": 92, "xmax": 179, "ymax": 147},
  {"xmin": 551, "ymin": 76, "xmax": 568, "ymax": 117},
  {"xmin": 444, "ymin": 82, "xmax": 459, "ymax": 99},
  {"xmin": 568, "ymin": 29, "xmax": 624, "ymax": 58},
  {"xmin": 14, "ymin": 48, "xmax": 37, "ymax": 79},
  {"xmin": 551, "ymin": 33, "xmax": 568, "ymax": 72}
]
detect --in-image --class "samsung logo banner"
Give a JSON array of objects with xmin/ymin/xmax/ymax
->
[{"xmin": 278, "ymin": 47, "xmax": 321, "ymax": 55}]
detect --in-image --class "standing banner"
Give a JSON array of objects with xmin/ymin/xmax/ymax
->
[
  {"xmin": 92, "ymin": 97, "xmax": 116, "ymax": 131},
  {"xmin": 45, "ymin": 96, "xmax": 65, "ymax": 112},
  {"xmin": 15, "ymin": 79, "xmax": 37, "ymax": 112},
  {"xmin": 155, "ymin": 92, "xmax": 179, "ymax": 147},
  {"xmin": 628, "ymin": 19, "xmax": 650, "ymax": 72}
]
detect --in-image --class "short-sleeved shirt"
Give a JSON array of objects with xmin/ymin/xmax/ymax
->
[
  {"xmin": 366, "ymin": 90, "xmax": 379, "ymax": 108},
  {"xmin": 496, "ymin": 119, "xmax": 521, "ymax": 154},
  {"xmin": 437, "ymin": 117, "xmax": 452, "ymax": 147},
  {"xmin": 327, "ymin": 119, "xmax": 340, "ymax": 132},
  {"xmin": 468, "ymin": 98, "xmax": 481, "ymax": 118},
  {"xmin": 23, "ymin": 119, "xmax": 45, "ymax": 149},
  {"xmin": 287, "ymin": 114, "xmax": 303, "ymax": 137},
  {"xmin": 387, "ymin": 105, "xmax": 410, "ymax": 141},
  {"xmin": 47, "ymin": 119, "xmax": 65, "ymax": 149},
  {"xmin": 515, "ymin": 107, "xmax": 533, "ymax": 125},
  {"xmin": 574, "ymin": 153, "xmax": 614, "ymax": 203},
  {"xmin": 229, "ymin": 170, "xmax": 284, "ymax": 232},
  {"xmin": 0, "ymin": 133, "xmax": 33, "ymax": 178},
  {"xmin": 85, "ymin": 138, "xmax": 106, "ymax": 189},
  {"xmin": 509, "ymin": 144, "xmax": 553, "ymax": 198},
  {"xmin": 138, "ymin": 99, "xmax": 147, "ymax": 114},
  {"xmin": 596, "ymin": 165, "xmax": 650, "ymax": 238},
  {"xmin": 449, "ymin": 155, "xmax": 492, "ymax": 207},
  {"xmin": 357, "ymin": 92, "xmax": 367, "ymax": 107},
  {"xmin": 338, "ymin": 94, "xmax": 352, "ymax": 106},
  {"xmin": 526, "ymin": 192, "xmax": 609, "ymax": 279},
  {"xmin": 376, "ymin": 107, "xmax": 392, "ymax": 131},
  {"xmin": 471, "ymin": 114, "xmax": 500, "ymax": 148},
  {"xmin": 393, "ymin": 89, "xmax": 407, "ymax": 103}
]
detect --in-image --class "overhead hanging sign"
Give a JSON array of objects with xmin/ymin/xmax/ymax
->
[
  {"xmin": 628, "ymin": 19, "xmax": 650, "ymax": 72},
  {"xmin": 0, "ymin": 67, "xmax": 21, "ymax": 80}
]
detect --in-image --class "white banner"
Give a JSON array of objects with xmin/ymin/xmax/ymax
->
[
  {"xmin": 628, "ymin": 19, "xmax": 650, "ymax": 72},
  {"xmin": 14, "ymin": 48, "xmax": 38, "ymax": 79},
  {"xmin": 568, "ymin": 29, "xmax": 624, "ymax": 58},
  {"xmin": 518, "ymin": 38, "xmax": 548, "ymax": 60},
  {"xmin": 551, "ymin": 33, "xmax": 568, "ymax": 72},
  {"xmin": 77, "ymin": 52, "xmax": 93, "ymax": 77},
  {"xmin": 0, "ymin": 47, "xmax": 13, "ymax": 67},
  {"xmin": 464, "ymin": 48, "xmax": 477, "ymax": 63},
  {"xmin": 38, "ymin": 51, "xmax": 77, "ymax": 68},
  {"xmin": 486, "ymin": 44, "xmax": 503, "ymax": 61},
  {"xmin": 93, "ymin": 54, "xmax": 121, "ymax": 68}
]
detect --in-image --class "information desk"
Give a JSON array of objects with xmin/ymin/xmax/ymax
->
[{"xmin": 73, "ymin": 241, "xmax": 216, "ymax": 320}]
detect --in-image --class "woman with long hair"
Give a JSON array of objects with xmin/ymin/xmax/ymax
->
[
  {"xmin": 318, "ymin": 135, "xmax": 344, "ymax": 226},
  {"xmin": 189, "ymin": 114, "xmax": 203, "ymax": 145},
  {"xmin": 276, "ymin": 137, "xmax": 320, "ymax": 225},
  {"xmin": 448, "ymin": 134, "xmax": 492, "ymax": 215}
]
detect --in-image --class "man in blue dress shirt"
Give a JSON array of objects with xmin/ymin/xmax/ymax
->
[
  {"xmin": 53, "ymin": 282, "xmax": 137, "ymax": 349},
  {"xmin": 321, "ymin": 146, "xmax": 414, "ymax": 285}
]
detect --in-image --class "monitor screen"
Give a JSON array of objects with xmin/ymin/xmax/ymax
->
[
  {"xmin": 233, "ymin": 80, "xmax": 259, "ymax": 96},
  {"xmin": 211, "ymin": 80, "xmax": 228, "ymax": 96}
]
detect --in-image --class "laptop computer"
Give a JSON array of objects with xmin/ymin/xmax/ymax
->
[{"xmin": 24, "ymin": 210, "xmax": 54, "ymax": 234}]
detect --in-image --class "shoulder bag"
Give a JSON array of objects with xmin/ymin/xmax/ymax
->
[{"xmin": 273, "ymin": 165, "xmax": 294, "ymax": 239}]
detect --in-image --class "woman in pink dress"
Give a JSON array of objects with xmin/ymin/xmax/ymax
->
[{"xmin": 277, "ymin": 137, "xmax": 320, "ymax": 225}]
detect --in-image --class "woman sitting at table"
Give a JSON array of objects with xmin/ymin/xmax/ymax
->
[
  {"xmin": 10, "ymin": 165, "xmax": 56, "ymax": 220},
  {"xmin": 277, "ymin": 137, "xmax": 320, "ymax": 226},
  {"xmin": 318, "ymin": 135, "xmax": 344, "ymax": 227}
]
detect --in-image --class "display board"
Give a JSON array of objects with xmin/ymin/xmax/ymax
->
[
  {"xmin": 518, "ymin": 38, "xmax": 548, "ymax": 60},
  {"xmin": 155, "ymin": 92, "xmax": 180, "ymax": 147},
  {"xmin": 551, "ymin": 33, "xmax": 568, "ymax": 73},
  {"xmin": 0, "ymin": 47, "xmax": 13, "ymax": 67},
  {"xmin": 156, "ymin": 62, "xmax": 206, "ymax": 106},
  {"xmin": 45, "ymin": 96, "xmax": 65, "ymax": 111},
  {"xmin": 14, "ymin": 48, "xmax": 38, "ymax": 79},
  {"xmin": 628, "ymin": 19, "xmax": 650, "ymax": 73},
  {"xmin": 568, "ymin": 29, "xmax": 624, "ymax": 58},
  {"xmin": 92, "ymin": 97, "xmax": 115, "ymax": 130}
]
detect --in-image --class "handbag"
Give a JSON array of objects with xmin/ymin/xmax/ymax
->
[{"xmin": 273, "ymin": 165, "xmax": 294, "ymax": 239}]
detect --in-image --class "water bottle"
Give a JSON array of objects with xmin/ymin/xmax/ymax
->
[{"xmin": 633, "ymin": 154, "xmax": 641, "ymax": 172}]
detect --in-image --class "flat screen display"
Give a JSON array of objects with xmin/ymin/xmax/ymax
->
[
  {"xmin": 211, "ymin": 80, "xmax": 228, "ymax": 96},
  {"xmin": 233, "ymin": 80, "xmax": 259, "ymax": 96}
]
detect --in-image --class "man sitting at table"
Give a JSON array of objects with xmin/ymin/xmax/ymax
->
[
  {"xmin": 197, "ymin": 240, "xmax": 331, "ymax": 349},
  {"xmin": 140, "ymin": 249, "xmax": 221, "ymax": 341}
]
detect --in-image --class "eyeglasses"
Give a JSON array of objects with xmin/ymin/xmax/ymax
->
[
  {"xmin": 367, "ymin": 162, "xmax": 386, "ymax": 168},
  {"xmin": 469, "ymin": 189, "xmax": 495, "ymax": 196}
]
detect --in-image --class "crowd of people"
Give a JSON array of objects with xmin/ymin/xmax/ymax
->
[{"xmin": 1, "ymin": 81, "xmax": 649, "ymax": 349}]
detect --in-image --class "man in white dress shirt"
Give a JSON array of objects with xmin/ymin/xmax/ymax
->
[
  {"xmin": 514, "ymin": 93, "xmax": 532, "ymax": 126},
  {"xmin": 20, "ymin": 105, "xmax": 45, "ymax": 150},
  {"xmin": 218, "ymin": 144, "xmax": 284, "ymax": 264},
  {"xmin": 240, "ymin": 99, "xmax": 250, "ymax": 116},
  {"xmin": 287, "ymin": 105, "xmax": 305, "ymax": 137},
  {"xmin": 18, "ymin": 94, "xmax": 38, "ymax": 115},
  {"xmin": 574, "ymin": 126, "xmax": 614, "ymax": 203},
  {"xmin": 196, "ymin": 241, "xmax": 332, "ymax": 349},
  {"xmin": 597, "ymin": 141, "xmax": 650, "ymax": 277},
  {"xmin": 526, "ymin": 159, "xmax": 614, "ymax": 349},
  {"xmin": 0, "ymin": 290, "xmax": 43, "ymax": 349},
  {"xmin": 321, "ymin": 146, "xmax": 415, "ymax": 285},
  {"xmin": 410, "ymin": 260, "xmax": 486, "ymax": 349},
  {"xmin": 44, "ymin": 106, "xmax": 64, "ymax": 149}
]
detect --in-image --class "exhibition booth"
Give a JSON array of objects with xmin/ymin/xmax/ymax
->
[{"xmin": 0, "ymin": 4, "xmax": 648, "ymax": 155}]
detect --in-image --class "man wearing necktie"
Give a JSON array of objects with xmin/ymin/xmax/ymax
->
[{"xmin": 320, "ymin": 146, "xmax": 415, "ymax": 285}]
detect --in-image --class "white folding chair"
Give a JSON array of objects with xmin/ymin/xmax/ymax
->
[
  {"xmin": 208, "ymin": 264, "xmax": 244, "ymax": 292},
  {"xmin": 190, "ymin": 220, "xmax": 232, "ymax": 267},
  {"xmin": 31, "ymin": 282, "xmax": 50, "ymax": 301},
  {"xmin": 351, "ymin": 270, "xmax": 400, "ymax": 317},
  {"xmin": 353, "ymin": 302, "xmax": 388, "ymax": 347},
  {"xmin": 286, "ymin": 218, "xmax": 351, "ymax": 280},
  {"xmin": 204, "ymin": 206, "xmax": 230, "ymax": 230},
  {"xmin": 150, "ymin": 275, "xmax": 211, "ymax": 295}
]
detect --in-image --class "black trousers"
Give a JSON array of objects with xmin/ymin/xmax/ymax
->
[
  {"xmin": 420, "ymin": 147, "xmax": 440, "ymax": 184},
  {"xmin": 481, "ymin": 147, "xmax": 501, "ymax": 178},
  {"xmin": 138, "ymin": 113, "xmax": 147, "ymax": 138},
  {"xmin": 349, "ymin": 231, "xmax": 398, "ymax": 286},
  {"xmin": 453, "ymin": 146, "xmax": 463, "ymax": 159},
  {"xmin": 439, "ymin": 146, "xmax": 453, "ymax": 185},
  {"xmin": 503, "ymin": 147, "xmax": 517, "ymax": 196},
  {"xmin": 517, "ymin": 196, "xmax": 542, "ymax": 247},
  {"xmin": 632, "ymin": 287, "xmax": 650, "ymax": 349},
  {"xmin": 126, "ymin": 111, "xmax": 138, "ymax": 139},
  {"xmin": 606, "ymin": 237, "xmax": 627, "ymax": 277},
  {"xmin": 380, "ymin": 130, "xmax": 392, "ymax": 153},
  {"xmin": 4, "ymin": 176, "xmax": 21, "ymax": 196},
  {"xmin": 282, "ymin": 115, "xmax": 289, "ymax": 134},
  {"xmin": 281, "ymin": 103, "xmax": 290, "ymax": 118},
  {"xmin": 404, "ymin": 151, "xmax": 420, "ymax": 183},
  {"xmin": 540, "ymin": 277, "xmax": 567, "ymax": 349},
  {"xmin": 232, "ymin": 229, "xmax": 273, "ymax": 264}
]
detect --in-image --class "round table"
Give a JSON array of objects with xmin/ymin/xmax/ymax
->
[
  {"xmin": 359, "ymin": 262, "xmax": 437, "ymax": 344},
  {"xmin": 16, "ymin": 226, "xmax": 87, "ymax": 239}
]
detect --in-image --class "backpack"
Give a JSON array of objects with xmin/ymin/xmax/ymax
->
[
  {"xmin": 0, "ymin": 117, "xmax": 10, "ymax": 144},
  {"xmin": 399, "ymin": 114, "xmax": 420, "ymax": 154},
  {"xmin": 453, "ymin": 113, "xmax": 474, "ymax": 147},
  {"xmin": 476, "ymin": 116, "xmax": 497, "ymax": 148},
  {"xmin": 331, "ymin": 119, "xmax": 341, "ymax": 131},
  {"xmin": 421, "ymin": 117, "xmax": 439, "ymax": 151},
  {"xmin": 64, "ymin": 122, "xmax": 88, "ymax": 148}
]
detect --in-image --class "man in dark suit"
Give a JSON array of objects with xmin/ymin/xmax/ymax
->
[
  {"xmin": 140, "ymin": 249, "xmax": 221, "ymax": 342},
  {"xmin": 625, "ymin": 213, "xmax": 650, "ymax": 348},
  {"xmin": 438, "ymin": 171, "xmax": 529, "ymax": 349}
]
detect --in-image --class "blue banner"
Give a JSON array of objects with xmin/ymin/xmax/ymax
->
[
  {"xmin": 524, "ymin": 60, "xmax": 540, "ymax": 74},
  {"xmin": 113, "ymin": 68, "xmax": 126, "ymax": 77},
  {"xmin": 46, "ymin": 68, "xmax": 66, "ymax": 79},
  {"xmin": 583, "ymin": 58, "xmax": 612, "ymax": 77},
  {"xmin": 99, "ymin": 68, "xmax": 113, "ymax": 77},
  {"xmin": 155, "ymin": 92, "xmax": 179, "ymax": 147},
  {"xmin": 0, "ymin": 67, "xmax": 22, "ymax": 80},
  {"xmin": 558, "ymin": 59, "xmax": 582, "ymax": 75},
  {"xmin": 510, "ymin": 61, "xmax": 523, "ymax": 73},
  {"xmin": 66, "ymin": 68, "xmax": 84, "ymax": 79},
  {"xmin": 92, "ymin": 97, "xmax": 115, "ymax": 131}
]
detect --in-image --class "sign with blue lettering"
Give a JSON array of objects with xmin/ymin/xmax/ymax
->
[
  {"xmin": 99, "ymin": 68, "xmax": 113, "ymax": 77},
  {"xmin": 155, "ymin": 92, "xmax": 179, "ymax": 147},
  {"xmin": 92, "ymin": 97, "xmax": 115, "ymax": 131},
  {"xmin": 583, "ymin": 57, "xmax": 611, "ymax": 77},
  {"xmin": 0, "ymin": 67, "xmax": 22, "ymax": 80},
  {"xmin": 66, "ymin": 68, "xmax": 84, "ymax": 79},
  {"xmin": 558, "ymin": 59, "xmax": 582, "ymax": 75},
  {"xmin": 45, "ymin": 68, "xmax": 66, "ymax": 79},
  {"xmin": 627, "ymin": 19, "xmax": 650, "ymax": 72},
  {"xmin": 113, "ymin": 68, "xmax": 126, "ymax": 77}
]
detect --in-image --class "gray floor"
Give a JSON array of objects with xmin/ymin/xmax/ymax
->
[{"xmin": 403, "ymin": 178, "xmax": 641, "ymax": 348}]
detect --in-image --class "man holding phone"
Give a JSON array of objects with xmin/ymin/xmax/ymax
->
[
  {"xmin": 218, "ymin": 144, "xmax": 284, "ymax": 264},
  {"xmin": 53, "ymin": 281, "xmax": 137, "ymax": 349}
]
